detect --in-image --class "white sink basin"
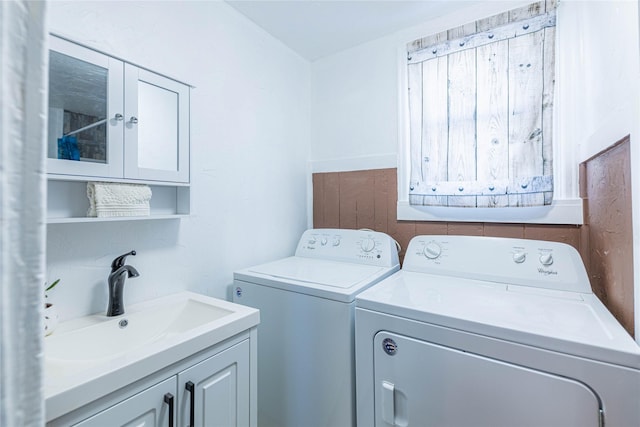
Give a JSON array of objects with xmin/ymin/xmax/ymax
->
[
  {"xmin": 46, "ymin": 298, "xmax": 232, "ymax": 362},
  {"xmin": 45, "ymin": 291, "xmax": 259, "ymax": 422}
]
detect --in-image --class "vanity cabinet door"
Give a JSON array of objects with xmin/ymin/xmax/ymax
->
[
  {"xmin": 178, "ymin": 339, "xmax": 250, "ymax": 427},
  {"xmin": 72, "ymin": 377, "xmax": 177, "ymax": 427},
  {"xmin": 47, "ymin": 35, "xmax": 124, "ymax": 178},
  {"xmin": 124, "ymin": 64, "xmax": 190, "ymax": 183}
]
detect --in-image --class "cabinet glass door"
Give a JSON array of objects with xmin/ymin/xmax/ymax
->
[
  {"xmin": 47, "ymin": 35, "xmax": 124, "ymax": 178},
  {"xmin": 124, "ymin": 65, "xmax": 189, "ymax": 183}
]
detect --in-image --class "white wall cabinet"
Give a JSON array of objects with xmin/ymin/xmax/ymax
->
[
  {"xmin": 47, "ymin": 34, "xmax": 190, "ymax": 222},
  {"xmin": 48, "ymin": 34, "xmax": 190, "ymax": 183},
  {"xmin": 54, "ymin": 338, "xmax": 253, "ymax": 427}
]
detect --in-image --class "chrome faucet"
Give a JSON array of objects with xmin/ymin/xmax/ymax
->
[{"xmin": 107, "ymin": 250, "xmax": 140, "ymax": 317}]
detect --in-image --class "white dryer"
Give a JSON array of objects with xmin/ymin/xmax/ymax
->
[
  {"xmin": 355, "ymin": 235, "xmax": 640, "ymax": 427},
  {"xmin": 233, "ymin": 228, "xmax": 400, "ymax": 427}
]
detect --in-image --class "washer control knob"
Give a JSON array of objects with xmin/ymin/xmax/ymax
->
[
  {"xmin": 308, "ymin": 237, "xmax": 317, "ymax": 245},
  {"xmin": 332, "ymin": 238, "xmax": 341, "ymax": 247},
  {"xmin": 513, "ymin": 252, "xmax": 527, "ymax": 264},
  {"xmin": 321, "ymin": 238, "xmax": 328, "ymax": 246},
  {"xmin": 423, "ymin": 242, "xmax": 442, "ymax": 259},
  {"xmin": 539, "ymin": 253, "xmax": 554, "ymax": 266},
  {"xmin": 360, "ymin": 238, "xmax": 376, "ymax": 253}
]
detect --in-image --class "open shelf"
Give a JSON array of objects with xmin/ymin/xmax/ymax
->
[{"xmin": 47, "ymin": 179, "xmax": 190, "ymax": 224}]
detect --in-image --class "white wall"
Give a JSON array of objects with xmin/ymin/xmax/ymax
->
[
  {"xmin": 557, "ymin": 0, "xmax": 639, "ymax": 162},
  {"xmin": 310, "ymin": 35, "xmax": 398, "ymax": 168},
  {"xmin": 46, "ymin": 1, "xmax": 311, "ymax": 321}
]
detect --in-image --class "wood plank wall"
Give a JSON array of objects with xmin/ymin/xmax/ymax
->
[
  {"xmin": 313, "ymin": 165, "xmax": 635, "ymax": 338},
  {"xmin": 582, "ymin": 136, "xmax": 634, "ymax": 336}
]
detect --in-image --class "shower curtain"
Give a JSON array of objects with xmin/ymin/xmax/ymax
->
[{"xmin": 0, "ymin": 1, "xmax": 48, "ymax": 426}]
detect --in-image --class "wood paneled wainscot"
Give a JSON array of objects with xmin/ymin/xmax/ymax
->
[
  {"xmin": 581, "ymin": 135, "xmax": 634, "ymax": 337},
  {"xmin": 313, "ymin": 168, "xmax": 583, "ymax": 261}
]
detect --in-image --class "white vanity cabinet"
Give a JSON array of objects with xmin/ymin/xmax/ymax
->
[
  {"xmin": 51, "ymin": 336, "xmax": 255, "ymax": 427},
  {"xmin": 48, "ymin": 35, "xmax": 190, "ymax": 184}
]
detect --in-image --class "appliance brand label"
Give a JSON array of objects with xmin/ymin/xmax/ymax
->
[
  {"xmin": 382, "ymin": 338, "xmax": 398, "ymax": 356},
  {"xmin": 537, "ymin": 268, "xmax": 558, "ymax": 276}
]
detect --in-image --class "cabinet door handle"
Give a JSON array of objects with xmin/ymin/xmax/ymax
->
[
  {"xmin": 163, "ymin": 393, "xmax": 174, "ymax": 427},
  {"xmin": 129, "ymin": 116, "xmax": 138, "ymax": 124},
  {"xmin": 185, "ymin": 381, "xmax": 195, "ymax": 427},
  {"xmin": 115, "ymin": 113, "xmax": 124, "ymax": 121}
]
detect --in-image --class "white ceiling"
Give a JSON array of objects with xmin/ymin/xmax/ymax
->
[{"xmin": 225, "ymin": 0, "xmax": 482, "ymax": 61}]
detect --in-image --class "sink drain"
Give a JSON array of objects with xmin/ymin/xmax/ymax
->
[{"xmin": 119, "ymin": 319, "xmax": 129, "ymax": 329}]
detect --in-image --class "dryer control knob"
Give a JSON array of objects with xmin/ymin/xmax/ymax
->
[
  {"xmin": 513, "ymin": 252, "xmax": 527, "ymax": 264},
  {"xmin": 321, "ymin": 238, "xmax": 328, "ymax": 246},
  {"xmin": 332, "ymin": 238, "xmax": 341, "ymax": 247},
  {"xmin": 423, "ymin": 242, "xmax": 442, "ymax": 259},
  {"xmin": 539, "ymin": 253, "xmax": 554, "ymax": 266},
  {"xmin": 360, "ymin": 238, "xmax": 376, "ymax": 252}
]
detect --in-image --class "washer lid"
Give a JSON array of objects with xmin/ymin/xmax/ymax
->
[
  {"xmin": 356, "ymin": 271, "xmax": 640, "ymax": 368},
  {"xmin": 235, "ymin": 257, "xmax": 397, "ymax": 302}
]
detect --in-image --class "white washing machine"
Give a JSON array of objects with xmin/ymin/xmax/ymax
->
[
  {"xmin": 233, "ymin": 228, "xmax": 400, "ymax": 427},
  {"xmin": 355, "ymin": 235, "xmax": 640, "ymax": 427}
]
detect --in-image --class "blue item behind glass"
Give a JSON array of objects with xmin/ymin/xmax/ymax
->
[{"xmin": 57, "ymin": 135, "xmax": 80, "ymax": 160}]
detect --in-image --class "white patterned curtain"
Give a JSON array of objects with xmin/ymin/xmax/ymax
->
[
  {"xmin": 0, "ymin": 1, "xmax": 48, "ymax": 426},
  {"xmin": 407, "ymin": 1, "xmax": 556, "ymax": 208}
]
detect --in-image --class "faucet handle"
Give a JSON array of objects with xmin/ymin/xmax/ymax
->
[{"xmin": 111, "ymin": 250, "xmax": 136, "ymax": 271}]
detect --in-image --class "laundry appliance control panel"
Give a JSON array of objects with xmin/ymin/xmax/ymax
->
[
  {"xmin": 403, "ymin": 235, "xmax": 591, "ymax": 294},
  {"xmin": 296, "ymin": 229, "xmax": 399, "ymax": 267}
]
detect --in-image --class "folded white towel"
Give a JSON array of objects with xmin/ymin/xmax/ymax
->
[{"xmin": 87, "ymin": 182, "xmax": 152, "ymax": 218}]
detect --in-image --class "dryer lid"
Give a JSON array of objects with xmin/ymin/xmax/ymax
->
[{"xmin": 356, "ymin": 271, "xmax": 640, "ymax": 368}]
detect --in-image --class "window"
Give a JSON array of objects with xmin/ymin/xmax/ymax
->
[{"xmin": 397, "ymin": 0, "xmax": 582, "ymax": 224}]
